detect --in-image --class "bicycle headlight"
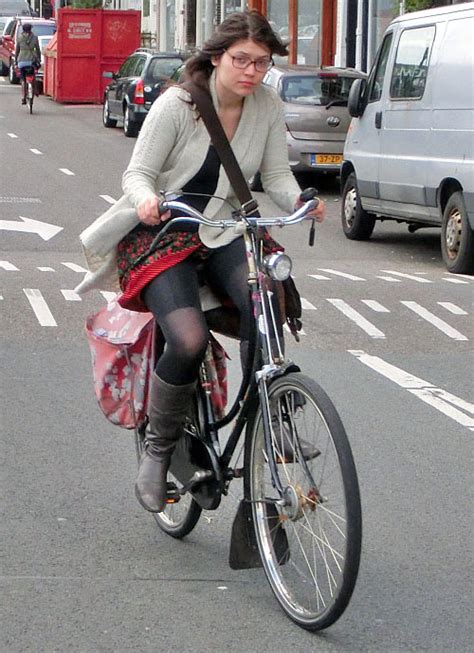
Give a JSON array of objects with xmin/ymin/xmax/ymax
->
[{"xmin": 264, "ymin": 253, "xmax": 292, "ymax": 281}]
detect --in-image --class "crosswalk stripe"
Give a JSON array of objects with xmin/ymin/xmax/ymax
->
[
  {"xmin": 401, "ymin": 301, "xmax": 468, "ymax": 340},
  {"xmin": 61, "ymin": 262, "xmax": 87, "ymax": 273},
  {"xmin": 309, "ymin": 274, "xmax": 330, "ymax": 281},
  {"xmin": 38, "ymin": 267, "xmax": 55, "ymax": 272},
  {"xmin": 361, "ymin": 300, "xmax": 390, "ymax": 313},
  {"xmin": 0, "ymin": 261, "xmax": 19, "ymax": 271},
  {"xmin": 61, "ymin": 289, "xmax": 82, "ymax": 301},
  {"xmin": 381, "ymin": 270, "xmax": 432, "ymax": 283},
  {"xmin": 59, "ymin": 168, "xmax": 75, "ymax": 176},
  {"xmin": 319, "ymin": 268, "xmax": 366, "ymax": 281},
  {"xmin": 442, "ymin": 277, "xmax": 469, "ymax": 285},
  {"xmin": 301, "ymin": 298, "xmax": 317, "ymax": 310},
  {"xmin": 327, "ymin": 299, "xmax": 385, "ymax": 338},
  {"xmin": 376, "ymin": 275, "xmax": 402, "ymax": 282},
  {"xmin": 30, "ymin": 148, "xmax": 42, "ymax": 155},
  {"xmin": 349, "ymin": 349, "xmax": 474, "ymax": 430},
  {"xmin": 23, "ymin": 289, "xmax": 57, "ymax": 327},
  {"xmin": 437, "ymin": 302, "xmax": 468, "ymax": 315}
]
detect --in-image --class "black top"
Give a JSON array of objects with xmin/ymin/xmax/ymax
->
[{"xmin": 130, "ymin": 145, "xmax": 221, "ymax": 237}]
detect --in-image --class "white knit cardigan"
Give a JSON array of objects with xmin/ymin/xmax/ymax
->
[{"xmin": 75, "ymin": 71, "xmax": 301, "ymax": 295}]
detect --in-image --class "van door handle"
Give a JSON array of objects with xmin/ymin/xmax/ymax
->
[{"xmin": 375, "ymin": 111, "xmax": 382, "ymax": 129}]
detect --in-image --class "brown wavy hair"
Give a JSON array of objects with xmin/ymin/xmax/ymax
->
[{"xmin": 183, "ymin": 10, "xmax": 288, "ymax": 90}]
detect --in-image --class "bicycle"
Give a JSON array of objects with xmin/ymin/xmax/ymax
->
[
  {"xmin": 134, "ymin": 189, "xmax": 362, "ymax": 631},
  {"xmin": 23, "ymin": 65, "xmax": 37, "ymax": 114}
]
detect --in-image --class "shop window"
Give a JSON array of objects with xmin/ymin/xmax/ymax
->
[{"xmin": 390, "ymin": 26, "xmax": 435, "ymax": 100}]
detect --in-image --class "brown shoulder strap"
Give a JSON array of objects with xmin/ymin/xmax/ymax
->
[{"xmin": 182, "ymin": 81, "xmax": 259, "ymax": 216}]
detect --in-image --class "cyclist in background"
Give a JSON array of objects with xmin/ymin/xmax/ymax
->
[{"xmin": 15, "ymin": 23, "xmax": 41, "ymax": 105}]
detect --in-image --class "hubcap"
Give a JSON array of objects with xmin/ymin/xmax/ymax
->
[
  {"xmin": 344, "ymin": 187, "xmax": 357, "ymax": 228},
  {"xmin": 281, "ymin": 484, "xmax": 318, "ymax": 522},
  {"xmin": 445, "ymin": 208, "xmax": 462, "ymax": 259}
]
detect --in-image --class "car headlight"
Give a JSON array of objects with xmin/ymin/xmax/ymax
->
[{"xmin": 263, "ymin": 253, "xmax": 292, "ymax": 281}]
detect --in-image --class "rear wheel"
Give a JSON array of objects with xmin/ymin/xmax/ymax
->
[
  {"xmin": 123, "ymin": 104, "xmax": 139, "ymax": 137},
  {"xmin": 135, "ymin": 417, "xmax": 202, "ymax": 539},
  {"xmin": 341, "ymin": 172, "xmax": 376, "ymax": 240},
  {"xmin": 245, "ymin": 373, "xmax": 362, "ymax": 631},
  {"xmin": 102, "ymin": 96, "xmax": 117, "ymax": 128},
  {"xmin": 27, "ymin": 81, "xmax": 33, "ymax": 114},
  {"xmin": 441, "ymin": 191, "xmax": 474, "ymax": 275}
]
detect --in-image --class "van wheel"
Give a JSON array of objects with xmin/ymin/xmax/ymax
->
[
  {"xmin": 341, "ymin": 172, "xmax": 376, "ymax": 240},
  {"xmin": 441, "ymin": 191, "xmax": 474, "ymax": 275}
]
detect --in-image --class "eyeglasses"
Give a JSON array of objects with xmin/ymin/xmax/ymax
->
[{"xmin": 225, "ymin": 51, "xmax": 274, "ymax": 73}]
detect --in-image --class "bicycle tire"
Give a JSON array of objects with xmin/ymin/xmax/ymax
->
[
  {"xmin": 244, "ymin": 372, "xmax": 362, "ymax": 631},
  {"xmin": 134, "ymin": 408, "xmax": 202, "ymax": 540}
]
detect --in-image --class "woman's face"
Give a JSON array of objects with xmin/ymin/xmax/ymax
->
[{"xmin": 213, "ymin": 39, "xmax": 272, "ymax": 100}]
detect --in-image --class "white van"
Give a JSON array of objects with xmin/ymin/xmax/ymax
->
[{"xmin": 341, "ymin": 3, "xmax": 474, "ymax": 274}]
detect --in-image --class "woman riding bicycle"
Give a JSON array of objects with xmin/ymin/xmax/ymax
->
[
  {"xmin": 76, "ymin": 11, "xmax": 325, "ymax": 514},
  {"xmin": 15, "ymin": 23, "xmax": 41, "ymax": 106}
]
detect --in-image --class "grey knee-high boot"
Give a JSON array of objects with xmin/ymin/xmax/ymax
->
[{"xmin": 135, "ymin": 373, "xmax": 195, "ymax": 513}]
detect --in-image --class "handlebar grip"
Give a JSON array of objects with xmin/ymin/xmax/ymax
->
[
  {"xmin": 158, "ymin": 200, "xmax": 168, "ymax": 216},
  {"xmin": 300, "ymin": 187, "xmax": 319, "ymax": 202}
]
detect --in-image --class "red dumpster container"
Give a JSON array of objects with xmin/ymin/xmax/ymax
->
[{"xmin": 43, "ymin": 8, "xmax": 141, "ymax": 104}]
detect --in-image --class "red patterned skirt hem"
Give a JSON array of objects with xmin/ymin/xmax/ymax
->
[{"xmin": 118, "ymin": 244, "xmax": 202, "ymax": 312}]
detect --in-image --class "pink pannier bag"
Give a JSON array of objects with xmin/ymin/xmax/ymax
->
[
  {"xmin": 85, "ymin": 301, "xmax": 154, "ymax": 429},
  {"xmin": 85, "ymin": 300, "xmax": 228, "ymax": 429}
]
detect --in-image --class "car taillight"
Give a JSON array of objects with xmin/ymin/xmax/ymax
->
[{"xmin": 134, "ymin": 79, "xmax": 145, "ymax": 104}]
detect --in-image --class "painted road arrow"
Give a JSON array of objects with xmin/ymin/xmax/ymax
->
[{"xmin": 0, "ymin": 216, "xmax": 63, "ymax": 241}]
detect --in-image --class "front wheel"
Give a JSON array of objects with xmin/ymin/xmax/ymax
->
[
  {"xmin": 245, "ymin": 373, "xmax": 362, "ymax": 631},
  {"xmin": 341, "ymin": 172, "xmax": 376, "ymax": 240},
  {"xmin": 103, "ymin": 96, "xmax": 117, "ymax": 128},
  {"xmin": 441, "ymin": 191, "xmax": 474, "ymax": 275}
]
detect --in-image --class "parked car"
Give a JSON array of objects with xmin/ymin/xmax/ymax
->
[
  {"xmin": 342, "ymin": 3, "xmax": 474, "ymax": 274},
  {"xmin": 0, "ymin": 16, "xmax": 55, "ymax": 84},
  {"xmin": 0, "ymin": 16, "xmax": 13, "ymax": 74},
  {"xmin": 263, "ymin": 65, "xmax": 367, "ymax": 175},
  {"xmin": 102, "ymin": 48, "xmax": 186, "ymax": 137},
  {"xmin": 0, "ymin": 0, "xmax": 34, "ymax": 17}
]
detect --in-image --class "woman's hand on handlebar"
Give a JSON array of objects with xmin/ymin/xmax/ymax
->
[
  {"xmin": 137, "ymin": 195, "xmax": 171, "ymax": 226},
  {"xmin": 294, "ymin": 189, "xmax": 326, "ymax": 223}
]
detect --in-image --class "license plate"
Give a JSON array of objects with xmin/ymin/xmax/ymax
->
[{"xmin": 311, "ymin": 154, "xmax": 343, "ymax": 165}]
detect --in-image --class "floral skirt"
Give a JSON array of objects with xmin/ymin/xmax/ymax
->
[{"xmin": 117, "ymin": 224, "xmax": 282, "ymax": 313}]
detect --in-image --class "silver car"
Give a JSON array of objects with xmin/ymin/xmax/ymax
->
[{"xmin": 263, "ymin": 65, "xmax": 367, "ymax": 174}]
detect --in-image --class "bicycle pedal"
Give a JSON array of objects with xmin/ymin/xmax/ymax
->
[{"xmin": 165, "ymin": 482, "xmax": 181, "ymax": 504}]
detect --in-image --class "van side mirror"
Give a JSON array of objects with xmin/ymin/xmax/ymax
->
[{"xmin": 348, "ymin": 78, "xmax": 367, "ymax": 118}]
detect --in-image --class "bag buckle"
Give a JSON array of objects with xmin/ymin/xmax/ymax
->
[{"xmin": 240, "ymin": 199, "xmax": 259, "ymax": 216}]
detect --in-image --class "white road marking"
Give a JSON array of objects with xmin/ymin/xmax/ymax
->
[
  {"xmin": 319, "ymin": 268, "xmax": 366, "ymax": 281},
  {"xmin": 309, "ymin": 274, "xmax": 330, "ymax": 281},
  {"xmin": 100, "ymin": 291, "xmax": 118, "ymax": 303},
  {"xmin": 59, "ymin": 168, "xmax": 75, "ymax": 176},
  {"xmin": 442, "ymin": 277, "xmax": 469, "ymax": 285},
  {"xmin": 0, "ymin": 261, "xmax": 19, "ymax": 271},
  {"xmin": 327, "ymin": 299, "xmax": 385, "ymax": 338},
  {"xmin": 23, "ymin": 289, "xmax": 57, "ymax": 326},
  {"xmin": 0, "ymin": 293, "xmax": 3, "ymax": 300},
  {"xmin": 38, "ymin": 267, "xmax": 55, "ymax": 272},
  {"xmin": 61, "ymin": 262, "xmax": 87, "ymax": 273},
  {"xmin": 401, "ymin": 301, "xmax": 468, "ymax": 341},
  {"xmin": 381, "ymin": 270, "xmax": 432, "ymax": 283},
  {"xmin": 450, "ymin": 273, "xmax": 474, "ymax": 280},
  {"xmin": 61, "ymin": 289, "xmax": 81, "ymax": 301},
  {"xmin": 301, "ymin": 298, "xmax": 317, "ymax": 310},
  {"xmin": 0, "ymin": 196, "xmax": 41, "ymax": 204},
  {"xmin": 349, "ymin": 350, "xmax": 474, "ymax": 431},
  {"xmin": 30, "ymin": 148, "xmax": 42, "ymax": 155},
  {"xmin": 437, "ymin": 302, "xmax": 468, "ymax": 316},
  {"xmin": 99, "ymin": 195, "xmax": 117, "ymax": 204},
  {"xmin": 376, "ymin": 275, "xmax": 402, "ymax": 283},
  {"xmin": 0, "ymin": 216, "xmax": 63, "ymax": 241},
  {"xmin": 361, "ymin": 300, "xmax": 390, "ymax": 313},
  {"xmin": 7, "ymin": 133, "xmax": 18, "ymax": 138}
]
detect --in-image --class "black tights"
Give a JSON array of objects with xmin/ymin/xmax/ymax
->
[{"xmin": 142, "ymin": 237, "xmax": 254, "ymax": 386}]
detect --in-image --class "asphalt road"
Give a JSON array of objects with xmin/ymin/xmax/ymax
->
[{"xmin": 1, "ymin": 79, "xmax": 473, "ymax": 653}]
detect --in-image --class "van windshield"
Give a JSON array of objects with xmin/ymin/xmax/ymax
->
[{"xmin": 281, "ymin": 75, "xmax": 356, "ymax": 106}]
